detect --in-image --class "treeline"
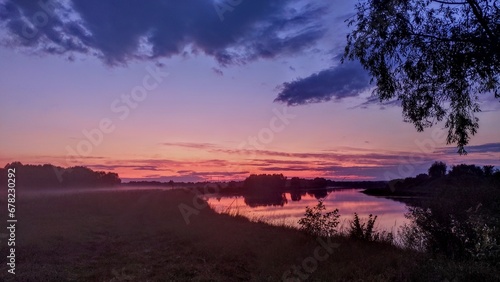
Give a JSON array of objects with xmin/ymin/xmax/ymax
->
[
  {"xmin": 290, "ymin": 177, "xmax": 385, "ymax": 190},
  {"xmin": 0, "ymin": 162, "xmax": 121, "ymax": 189},
  {"xmin": 237, "ymin": 174, "xmax": 386, "ymax": 207},
  {"xmin": 124, "ymin": 180, "xmax": 176, "ymax": 187},
  {"xmin": 235, "ymin": 174, "xmax": 385, "ymax": 193},
  {"xmin": 242, "ymin": 174, "xmax": 287, "ymax": 207},
  {"xmin": 123, "ymin": 175, "xmax": 386, "ymax": 194},
  {"xmin": 243, "ymin": 174, "xmax": 287, "ymax": 192},
  {"xmin": 365, "ymin": 162, "xmax": 500, "ymax": 196}
]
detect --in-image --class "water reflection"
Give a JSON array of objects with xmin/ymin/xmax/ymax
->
[
  {"xmin": 244, "ymin": 192, "xmax": 288, "ymax": 207},
  {"xmin": 239, "ymin": 188, "xmax": 334, "ymax": 207},
  {"xmin": 207, "ymin": 189, "xmax": 409, "ymax": 232}
]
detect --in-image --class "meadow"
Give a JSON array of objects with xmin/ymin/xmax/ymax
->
[{"xmin": 1, "ymin": 189, "xmax": 497, "ymax": 281}]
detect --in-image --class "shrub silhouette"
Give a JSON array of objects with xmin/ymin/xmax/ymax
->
[
  {"xmin": 403, "ymin": 174, "xmax": 500, "ymax": 261},
  {"xmin": 349, "ymin": 213, "xmax": 376, "ymax": 240},
  {"xmin": 349, "ymin": 213, "xmax": 393, "ymax": 243},
  {"xmin": 298, "ymin": 200, "xmax": 340, "ymax": 237}
]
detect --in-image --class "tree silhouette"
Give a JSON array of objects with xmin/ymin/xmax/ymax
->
[
  {"xmin": 311, "ymin": 177, "xmax": 328, "ymax": 189},
  {"xmin": 290, "ymin": 177, "xmax": 302, "ymax": 190},
  {"xmin": 428, "ymin": 161, "xmax": 447, "ymax": 178},
  {"xmin": 241, "ymin": 174, "xmax": 288, "ymax": 207},
  {"xmin": 243, "ymin": 174, "xmax": 286, "ymax": 193},
  {"xmin": 344, "ymin": 0, "xmax": 500, "ymax": 154},
  {"xmin": 449, "ymin": 164, "xmax": 484, "ymax": 177},
  {"xmin": 483, "ymin": 165, "xmax": 495, "ymax": 177}
]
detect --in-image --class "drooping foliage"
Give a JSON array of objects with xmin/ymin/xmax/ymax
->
[{"xmin": 345, "ymin": 0, "xmax": 500, "ymax": 154}]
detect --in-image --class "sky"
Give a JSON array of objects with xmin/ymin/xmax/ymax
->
[{"xmin": 0, "ymin": 0, "xmax": 499, "ymax": 182}]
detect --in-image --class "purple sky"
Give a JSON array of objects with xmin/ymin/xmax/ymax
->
[{"xmin": 0, "ymin": 0, "xmax": 499, "ymax": 182}]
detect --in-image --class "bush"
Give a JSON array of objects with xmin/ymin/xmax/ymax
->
[
  {"xmin": 298, "ymin": 200, "xmax": 340, "ymax": 237},
  {"xmin": 348, "ymin": 213, "xmax": 393, "ymax": 243},
  {"xmin": 404, "ymin": 200, "xmax": 500, "ymax": 261},
  {"xmin": 398, "ymin": 222, "xmax": 426, "ymax": 251},
  {"xmin": 349, "ymin": 213, "xmax": 374, "ymax": 240}
]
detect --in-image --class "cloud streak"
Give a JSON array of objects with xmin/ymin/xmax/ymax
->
[
  {"xmin": 436, "ymin": 143, "xmax": 500, "ymax": 154},
  {"xmin": 162, "ymin": 142, "xmax": 220, "ymax": 150}
]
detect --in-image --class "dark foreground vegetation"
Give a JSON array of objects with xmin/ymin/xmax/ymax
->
[
  {"xmin": 362, "ymin": 162, "xmax": 500, "ymax": 270},
  {"xmin": 2, "ymin": 162, "xmax": 499, "ymax": 280},
  {"xmin": 1, "ymin": 188, "xmax": 499, "ymax": 281}
]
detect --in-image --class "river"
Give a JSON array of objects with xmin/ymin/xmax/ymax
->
[{"xmin": 206, "ymin": 188, "xmax": 410, "ymax": 233}]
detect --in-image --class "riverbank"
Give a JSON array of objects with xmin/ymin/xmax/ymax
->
[{"xmin": 0, "ymin": 189, "xmax": 497, "ymax": 281}]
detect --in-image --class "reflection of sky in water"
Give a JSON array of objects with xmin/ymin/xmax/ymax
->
[{"xmin": 206, "ymin": 189, "xmax": 409, "ymax": 233}]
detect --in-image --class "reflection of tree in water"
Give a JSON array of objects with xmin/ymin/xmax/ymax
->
[
  {"xmin": 306, "ymin": 187, "xmax": 332, "ymax": 199},
  {"xmin": 242, "ymin": 174, "xmax": 288, "ymax": 207},
  {"xmin": 240, "ymin": 174, "xmax": 336, "ymax": 206},
  {"xmin": 244, "ymin": 188, "xmax": 333, "ymax": 206},
  {"xmin": 244, "ymin": 192, "xmax": 288, "ymax": 207},
  {"xmin": 290, "ymin": 191, "xmax": 304, "ymax": 201}
]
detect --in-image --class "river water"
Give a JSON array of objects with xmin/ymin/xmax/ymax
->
[{"xmin": 206, "ymin": 188, "xmax": 410, "ymax": 233}]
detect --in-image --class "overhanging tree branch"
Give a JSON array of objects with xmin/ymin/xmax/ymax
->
[
  {"xmin": 344, "ymin": 0, "xmax": 500, "ymax": 154},
  {"xmin": 465, "ymin": 0, "xmax": 496, "ymax": 40},
  {"xmin": 432, "ymin": 0, "xmax": 467, "ymax": 5}
]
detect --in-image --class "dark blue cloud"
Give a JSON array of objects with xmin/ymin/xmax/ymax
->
[
  {"xmin": 0, "ymin": 0, "xmax": 90, "ymax": 54},
  {"xmin": 274, "ymin": 61, "xmax": 371, "ymax": 105},
  {"xmin": 0, "ymin": 0, "xmax": 326, "ymax": 66}
]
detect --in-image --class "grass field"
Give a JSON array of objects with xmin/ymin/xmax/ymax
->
[{"xmin": 0, "ymin": 189, "xmax": 495, "ymax": 281}]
